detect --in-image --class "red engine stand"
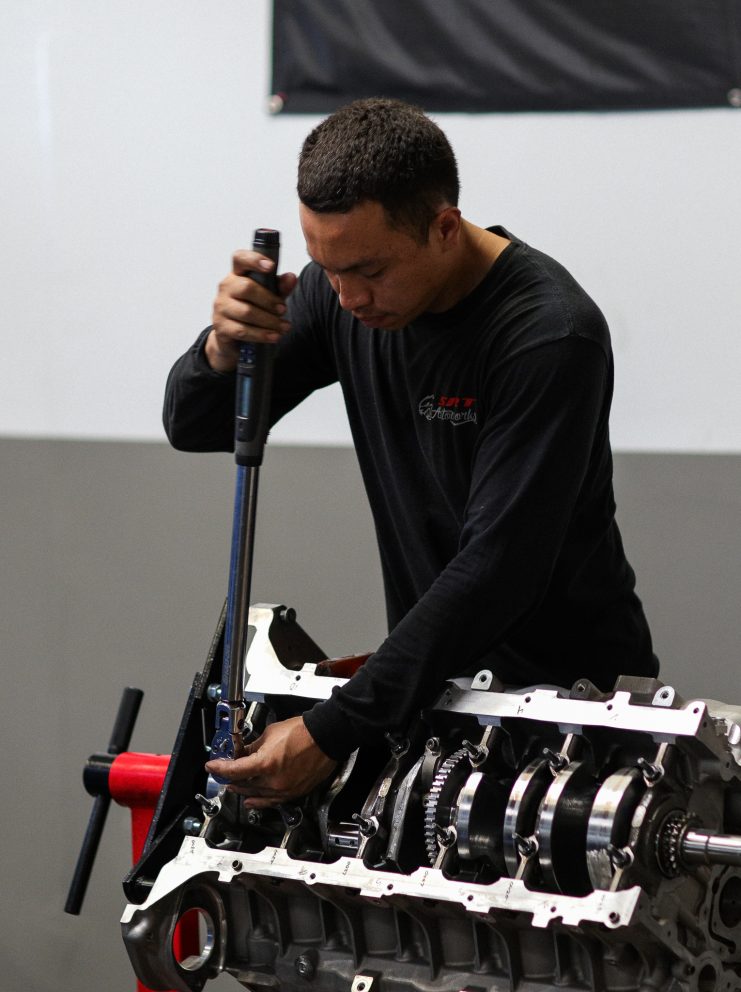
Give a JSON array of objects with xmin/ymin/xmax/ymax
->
[{"xmin": 111, "ymin": 751, "xmax": 199, "ymax": 992}]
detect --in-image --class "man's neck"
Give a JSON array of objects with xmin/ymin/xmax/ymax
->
[{"xmin": 432, "ymin": 221, "xmax": 510, "ymax": 312}]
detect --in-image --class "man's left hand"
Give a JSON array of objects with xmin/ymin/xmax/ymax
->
[{"xmin": 205, "ymin": 715, "xmax": 337, "ymax": 808}]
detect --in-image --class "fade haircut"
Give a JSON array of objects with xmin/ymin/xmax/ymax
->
[{"xmin": 297, "ymin": 98, "xmax": 459, "ymax": 243}]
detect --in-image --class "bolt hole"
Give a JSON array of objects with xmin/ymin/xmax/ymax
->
[
  {"xmin": 173, "ymin": 907, "xmax": 216, "ymax": 973},
  {"xmin": 309, "ymin": 873, "xmax": 316, "ymax": 880},
  {"xmin": 467, "ymin": 895, "xmax": 474, "ymax": 902},
  {"xmin": 550, "ymin": 905, "xmax": 556, "ymax": 912},
  {"xmin": 357, "ymin": 985, "xmax": 366, "ymax": 991},
  {"xmin": 607, "ymin": 704, "xmax": 613, "ymax": 711},
  {"xmin": 524, "ymin": 696, "xmax": 531, "ymax": 703},
  {"xmin": 698, "ymin": 964, "xmax": 717, "ymax": 992},
  {"xmin": 387, "ymin": 883, "xmax": 394, "ymax": 891}
]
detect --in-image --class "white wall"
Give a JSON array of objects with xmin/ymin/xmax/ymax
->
[{"xmin": 3, "ymin": 1, "xmax": 741, "ymax": 451}]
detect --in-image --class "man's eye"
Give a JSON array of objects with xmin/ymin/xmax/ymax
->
[{"xmin": 365, "ymin": 269, "xmax": 385, "ymax": 279}]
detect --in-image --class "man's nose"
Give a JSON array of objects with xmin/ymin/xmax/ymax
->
[{"xmin": 336, "ymin": 276, "xmax": 371, "ymax": 311}]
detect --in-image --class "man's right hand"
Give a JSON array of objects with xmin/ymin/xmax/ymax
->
[{"xmin": 206, "ymin": 250, "xmax": 298, "ymax": 372}]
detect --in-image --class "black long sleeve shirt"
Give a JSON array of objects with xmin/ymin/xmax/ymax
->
[{"xmin": 164, "ymin": 228, "xmax": 657, "ymax": 760}]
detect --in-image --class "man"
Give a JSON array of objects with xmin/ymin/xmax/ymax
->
[{"xmin": 164, "ymin": 98, "xmax": 657, "ymax": 808}]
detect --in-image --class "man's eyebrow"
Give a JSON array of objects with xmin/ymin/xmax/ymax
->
[{"xmin": 308, "ymin": 254, "xmax": 384, "ymax": 274}]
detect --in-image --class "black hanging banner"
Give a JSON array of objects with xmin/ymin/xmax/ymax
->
[{"xmin": 271, "ymin": 0, "xmax": 741, "ymax": 114}]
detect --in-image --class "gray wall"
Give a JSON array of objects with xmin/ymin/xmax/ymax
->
[{"xmin": 2, "ymin": 438, "xmax": 741, "ymax": 990}]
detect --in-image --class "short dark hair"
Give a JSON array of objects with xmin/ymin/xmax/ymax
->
[{"xmin": 297, "ymin": 98, "xmax": 459, "ymax": 242}]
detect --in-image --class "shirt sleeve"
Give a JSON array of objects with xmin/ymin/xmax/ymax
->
[
  {"xmin": 162, "ymin": 328, "xmax": 236, "ymax": 451},
  {"xmin": 303, "ymin": 335, "xmax": 610, "ymax": 760}
]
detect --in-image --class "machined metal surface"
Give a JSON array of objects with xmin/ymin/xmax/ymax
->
[{"xmin": 586, "ymin": 767, "xmax": 645, "ymax": 889}]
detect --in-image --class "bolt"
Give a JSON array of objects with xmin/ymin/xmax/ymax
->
[
  {"xmin": 425, "ymin": 737, "xmax": 441, "ymax": 754},
  {"xmin": 384, "ymin": 733, "xmax": 408, "ymax": 755},
  {"xmin": 542, "ymin": 747, "xmax": 569, "ymax": 772},
  {"xmin": 515, "ymin": 833, "xmax": 538, "ymax": 859},
  {"xmin": 637, "ymin": 757, "xmax": 663, "ymax": 783},
  {"xmin": 607, "ymin": 844, "xmax": 633, "ymax": 869},
  {"xmin": 280, "ymin": 607, "xmax": 297, "ymax": 624},
  {"xmin": 435, "ymin": 825, "xmax": 456, "ymax": 848},
  {"xmin": 206, "ymin": 683, "xmax": 222, "ymax": 702},
  {"xmin": 294, "ymin": 951, "xmax": 316, "ymax": 980},
  {"xmin": 245, "ymin": 809, "xmax": 263, "ymax": 827},
  {"xmin": 195, "ymin": 793, "xmax": 219, "ymax": 816},
  {"xmin": 462, "ymin": 739, "xmax": 486, "ymax": 763},
  {"xmin": 280, "ymin": 805, "xmax": 302, "ymax": 828},
  {"xmin": 352, "ymin": 813, "xmax": 378, "ymax": 837},
  {"xmin": 182, "ymin": 816, "xmax": 203, "ymax": 836}
]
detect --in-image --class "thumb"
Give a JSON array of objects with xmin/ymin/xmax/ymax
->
[{"xmin": 278, "ymin": 271, "xmax": 298, "ymax": 299}]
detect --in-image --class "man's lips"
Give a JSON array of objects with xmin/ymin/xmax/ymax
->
[{"xmin": 354, "ymin": 312, "xmax": 388, "ymax": 325}]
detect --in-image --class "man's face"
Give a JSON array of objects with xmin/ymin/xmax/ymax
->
[{"xmin": 299, "ymin": 200, "xmax": 456, "ymax": 330}]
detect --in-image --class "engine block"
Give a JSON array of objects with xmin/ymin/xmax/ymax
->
[{"xmin": 121, "ymin": 605, "xmax": 741, "ymax": 992}]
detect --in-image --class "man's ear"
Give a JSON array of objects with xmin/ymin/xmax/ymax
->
[{"xmin": 433, "ymin": 206, "xmax": 462, "ymax": 249}]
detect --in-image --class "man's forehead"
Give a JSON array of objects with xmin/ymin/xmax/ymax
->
[
  {"xmin": 299, "ymin": 202, "xmax": 394, "ymax": 271},
  {"xmin": 306, "ymin": 251, "xmax": 385, "ymax": 274}
]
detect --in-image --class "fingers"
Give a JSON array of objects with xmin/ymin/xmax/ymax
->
[
  {"xmin": 206, "ymin": 251, "xmax": 297, "ymax": 370},
  {"xmin": 203, "ymin": 716, "xmax": 338, "ymax": 811},
  {"xmin": 231, "ymin": 249, "xmax": 278, "ymax": 278},
  {"xmin": 213, "ymin": 273, "xmax": 290, "ymax": 342},
  {"xmin": 204, "ymin": 756, "xmax": 295, "ymax": 805},
  {"xmin": 205, "ymin": 754, "xmax": 260, "ymax": 784}
]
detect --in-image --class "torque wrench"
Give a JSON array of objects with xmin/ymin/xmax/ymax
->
[{"xmin": 211, "ymin": 229, "xmax": 280, "ymax": 767}]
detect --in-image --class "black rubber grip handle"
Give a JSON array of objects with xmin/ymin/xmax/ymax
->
[
  {"xmin": 64, "ymin": 687, "xmax": 144, "ymax": 915},
  {"xmin": 234, "ymin": 229, "xmax": 280, "ymax": 467},
  {"xmin": 108, "ymin": 686, "xmax": 143, "ymax": 755}
]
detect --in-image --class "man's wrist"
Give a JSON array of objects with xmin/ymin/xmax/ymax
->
[{"xmin": 204, "ymin": 328, "xmax": 239, "ymax": 373}]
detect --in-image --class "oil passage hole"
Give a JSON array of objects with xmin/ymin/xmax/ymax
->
[
  {"xmin": 719, "ymin": 876, "xmax": 741, "ymax": 929},
  {"xmin": 174, "ymin": 907, "xmax": 216, "ymax": 972},
  {"xmin": 698, "ymin": 964, "xmax": 718, "ymax": 992}
]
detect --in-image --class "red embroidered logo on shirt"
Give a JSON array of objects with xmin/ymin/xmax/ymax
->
[{"xmin": 418, "ymin": 394, "xmax": 478, "ymax": 425}]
